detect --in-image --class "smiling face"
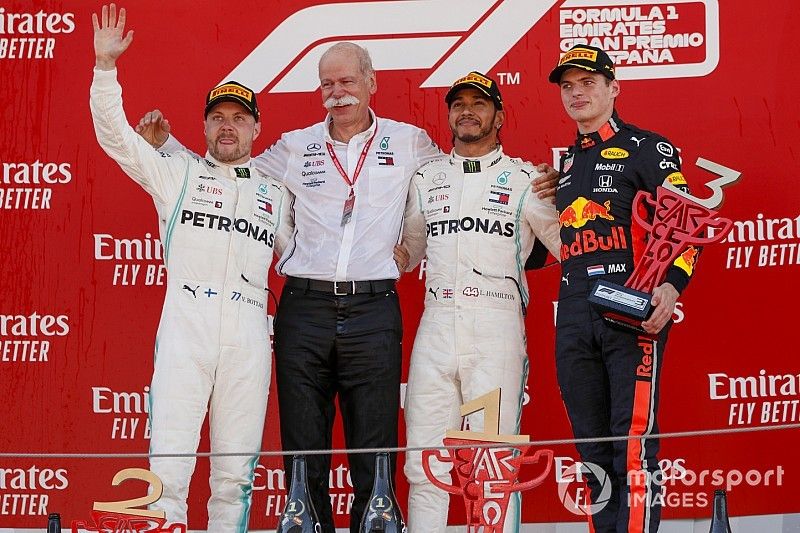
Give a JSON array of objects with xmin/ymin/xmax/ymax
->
[
  {"xmin": 559, "ymin": 68, "xmax": 619, "ymax": 133},
  {"xmin": 204, "ymin": 101, "xmax": 260, "ymax": 165},
  {"xmin": 318, "ymin": 48, "xmax": 376, "ymax": 130},
  {"xmin": 448, "ymin": 87, "xmax": 504, "ymax": 147}
]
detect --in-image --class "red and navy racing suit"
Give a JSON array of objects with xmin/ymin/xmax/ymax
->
[{"xmin": 555, "ymin": 111, "xmax": 696, "ymax": 533}]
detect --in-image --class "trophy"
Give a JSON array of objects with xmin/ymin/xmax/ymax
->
[
  {"xmin": 421, "ymin": 389, "xmax": 553, "ymax": 532},
  {"xmin": 588, "ymin": 158, "xmax": 741, "ymax": 331},
  {"xmin": 72, "ymin": 468, "xmax": 187, "ymax": 532}
]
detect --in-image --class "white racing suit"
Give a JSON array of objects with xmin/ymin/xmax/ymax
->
[
  {"xmin": 402, "ymin": 148, "xmax": 561, "ymax": 532},
  {"xmin": 90, "ymin": 68, "xmax": 286, "ymax": 532}
]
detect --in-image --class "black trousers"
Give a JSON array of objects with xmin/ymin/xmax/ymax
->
[
  {"xmin": 556, "ymin": 298, "xmax": 669, "ymax": 533},
  {"xmin": 274, "ymin": 283, "xmax": 402, "ymax": 533}
]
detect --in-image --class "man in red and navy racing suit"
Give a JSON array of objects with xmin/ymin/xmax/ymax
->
[{"xmin": 550, "ymin": 45, "xmax": 698, "ymax": 533}]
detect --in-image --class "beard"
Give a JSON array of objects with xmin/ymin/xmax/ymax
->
[
  {"xmin": 207, "ymin": 134, "xmax": 250, "ymax": 164},
  {"xmin": 454, "ymin": 120, "xmax": 495, "ymax": 144}
]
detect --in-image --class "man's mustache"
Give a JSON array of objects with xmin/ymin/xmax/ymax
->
[{"xmin": 324, "ymin": 95, "xmax": 360, "ymax": 109}]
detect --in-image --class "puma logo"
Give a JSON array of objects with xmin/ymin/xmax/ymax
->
[{"xmin": 183, "ymin": 284, "xmax": 199, "ymax": 297}]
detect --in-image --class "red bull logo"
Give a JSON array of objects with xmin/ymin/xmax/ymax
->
[
  {"xmin": 558, "ymin": 197, "xmax": 614, "ymax": 228},
  {"xmin": 636, "ymin": 336, "xmax": 654, "ymax": 378},
  {"xmin": 561, "ymin": 227, "xmax": 628, "ymax": 261}
]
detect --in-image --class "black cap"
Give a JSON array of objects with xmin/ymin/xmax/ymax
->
[
  {"xmin": 445, "ymin": 71, "xmax": 503, "ymax": 110},
  {"xmin": 548, "ymin": 45, "xmax": 616, "ymax": 83},
  {"xmin": 204, "ymin": 81, "xmax": 260, "ymax": 121}
]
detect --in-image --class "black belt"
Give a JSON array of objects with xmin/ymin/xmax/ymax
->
[{"xmin": 285, "ymin": 276, "xmax": 395, "ymax": 296}]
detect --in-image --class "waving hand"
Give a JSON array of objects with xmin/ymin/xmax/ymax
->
[{"xmin": 92, "ymin": 4, "xmax": 134, "ymax": 70}]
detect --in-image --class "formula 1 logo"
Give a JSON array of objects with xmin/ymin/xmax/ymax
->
[
  {"xmin": 222, "ymin": 0, "xmax": 558, "ymax": 93},
  {"xmin": 223, "ymin": 0, "xmax": 720, "ymax": 93}
]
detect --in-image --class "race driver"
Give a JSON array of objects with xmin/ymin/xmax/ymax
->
[
  {"xmin": 91, "ymin": 6, "xmax": 286, "ymax": 531},
  {"xmin": 134, "ymin": 43, "xmax": 558, "ymax": 532},
  {"xmin": 401, "ymin": 72, "xmax": 561, "ymax": 532},
  {"xmin": 550, "ymin": 44, "xmax": 696, "ymax": 532}
]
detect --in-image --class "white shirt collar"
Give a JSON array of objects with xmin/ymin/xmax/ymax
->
[
  {"xmin": 203, "ymin": 152, "xmax": 253, "ymax": 178},
  {"xmin": 449, "ymin": 145, "xmax": 504, "ymax": 166},
  {"xmin": 323, "ymin": 108, "xmax": 378, "ymax": 145}
]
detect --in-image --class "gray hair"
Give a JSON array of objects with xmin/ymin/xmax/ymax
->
[{"xmin": 320, "ymin": 42, "xmax": 375, "ymax": 78}]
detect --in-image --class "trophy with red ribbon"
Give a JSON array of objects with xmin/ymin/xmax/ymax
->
[
  {"xmin": 421, "ymin": 390, "xmax": 553, "ymax": 532},
  {"xmin": 73, "ymin": 511, "xmax": 186, "ymax": 533},
  {"xmin": 588, "ymin": 158, "xmax": 742, "ymax": 331},
  {"xmin": 72, "ymin": 468, "xmax": 187, "ymax": 532}
]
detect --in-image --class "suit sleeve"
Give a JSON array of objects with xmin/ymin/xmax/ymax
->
[
  {"xmin": 402, "ymin": 171, "xmax": 428, "ymax": 271},
  {"xmin": 273, "ymin": 181, "xmax": 294, "ymax": 259},
  {"xmin": 523, "ymin": 177, "xmax": 562, "ymax": 261},
  {"xmin": 158, "ymin": 133, "xmax": 200, "ymax": 160},
  {"xmin": 413, "ymin": 128, "xmax": 443, "ymax": 168},
  {"xmin": 90, "ymin": 68, "xmax": 190, "ymax": 205},
  {"xmin": 256, "ymin": 135, "xmax": 292, "ymax": 182},
  {"xmin": 526, "ymin": 149, "xmax": 571, "ymax": 270}
]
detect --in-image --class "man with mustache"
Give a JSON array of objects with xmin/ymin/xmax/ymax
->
[
  {"xmin": 138, "ymin": 42, "xmax": 557, "ymax": 532},
  {"xmin": 90, "ymin": 5, "xmax": 286, "ymax": 532},
  {"xmin": 400, "ymin": 72, "xmax": 561, "ymax": 532}
]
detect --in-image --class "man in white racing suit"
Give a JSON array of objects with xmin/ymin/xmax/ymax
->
[
  {"xmin": 401, "ymin": 72, "xmax": 561, "ymax": 532},
  {"xmin": 135, "ymin": 42, "xmax": 558, "ymax": 531},
  {"xmin": 90, "ymin": 6, "xmax": 285, "ymax": 531}
]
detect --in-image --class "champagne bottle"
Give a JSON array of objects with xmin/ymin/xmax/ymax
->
[
  {"xmin": 359, "ymin": 452, "xmax": 406, "ymax": 533},
  {"xmin": 277, "ymin": 455, "xmax": 322, "ymax": 533},
  {"xmin": 47, "ymin": 513, "xmax": 61, "ymax": 533},
  {"xmin": 709, "ymin": 489, "xmax": 733, "ymax": 532}
]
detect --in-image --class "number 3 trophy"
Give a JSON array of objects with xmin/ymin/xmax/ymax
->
[{"xmin": 589, "ymin": 158, "xmax": 741, "ymax": 331}]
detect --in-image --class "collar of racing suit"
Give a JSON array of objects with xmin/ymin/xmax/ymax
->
[
  {"xmin": 574, "ymin": 110, "xmax": 622, "ymax": 151},
  {"xmin": 201, "ymin": 153, "xmax": 255, "ymax": 179},
  {"xmin": 323, "ymin": 108, "xmax": 378, "ymax": 146},
  {"xmin": 448, "ymin": 145, "xmax": 505, "ymax": 172}
]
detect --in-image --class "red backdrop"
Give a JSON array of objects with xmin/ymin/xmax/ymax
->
[{"xmin": 1, "ymin": 0, "xmax": 799, "ymax": 529}]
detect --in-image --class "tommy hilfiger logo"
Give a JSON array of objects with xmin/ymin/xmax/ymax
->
[{"xmin": 488, "ymin": 191, "xmax": 510, "ymax": 205}]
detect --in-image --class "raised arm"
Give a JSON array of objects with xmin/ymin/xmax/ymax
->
[
  {"xmin": 90, "ymin": 4, "xmax": 187, "ymax": 204},
  {"xmin": 92, "ymin": 3, "xmax": 133, "ymax": 71}
]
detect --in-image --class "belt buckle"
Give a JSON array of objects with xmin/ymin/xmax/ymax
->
[{"xmin": 333, "ymin": 281, "xmax": 355, "ymax": 296}]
